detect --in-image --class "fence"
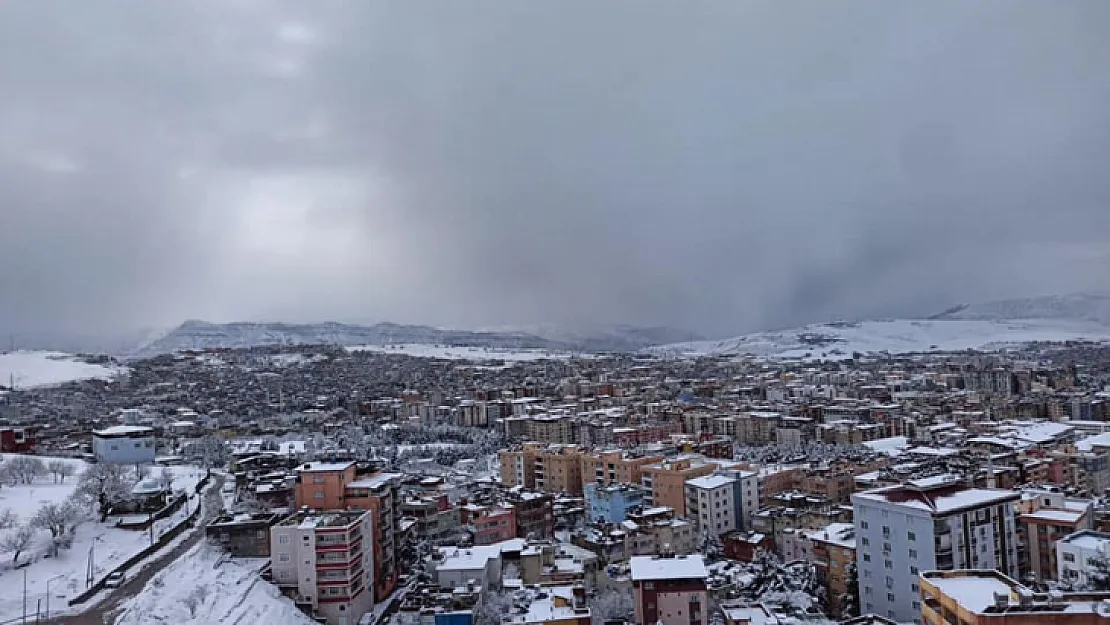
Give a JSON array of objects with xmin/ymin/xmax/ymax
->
[{"xmin": 68, "ymin": 489, "xmax": 204, "ymax": 606}]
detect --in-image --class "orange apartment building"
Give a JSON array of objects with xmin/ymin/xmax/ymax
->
[
  {"xmin": 1017, "ymin": 491, "xmax": 1094, "ymax": 583},
  {"xmin": 921, "ymin": 569, "xmax": 1110, "ymax": 625},
  {"xmin": 293, "ymin": 462, "xmax": 404, "ymax": 602},
  {"xmin": 641, "ymin": 457, "xmax": 718, "ymax": 517},
  {"xmin": 500, "ymin": 443, "xmax": 586, "ymax": 495},
  {"xmin": 805, "ymin": 523, "xmax": 856, "ymax": 618},
  {"xmin": 580, "ymin": 451, "xmax": 665, "ymax": 488}
]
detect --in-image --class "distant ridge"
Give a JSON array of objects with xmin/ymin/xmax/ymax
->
[
  {"xmin": 131, "ymin": 320, "xmax": 702, "ymax": 357},
  {"xmin": 931, "ymin": 291, "xmax": 1110, "ymax": 324}
]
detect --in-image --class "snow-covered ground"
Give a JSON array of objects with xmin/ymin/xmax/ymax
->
[
  {"xmin": 0, "ymin": 456, "xmax": 204, "ymax": 623},
  {"xmin": 113, "ymin": 544, "xmax": 316, "ymax": 625},
  {"xmin": 348, "ymin": 343, "xmax": 583, "ymax": 361},
  {"xmin": 0, "ymin": 351, "xmax": 123, "ymax": 389},
  {"xmin": 652, "ymin": 318, "xmax": 1110, "ymax": 359}
]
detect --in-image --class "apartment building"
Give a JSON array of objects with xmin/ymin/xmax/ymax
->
[
  {"xmin": 920, "ymin": 569, "xmax": 1110, "ymax": 625},
  {"xmin": 580, "ymin": 450, "xmax": 665, "ymax": 488},
  {"xmin": 684, "ymin": 475, "xmax": 738, "ymax": 537},
  {"xmin": 500, "ymin": 443, "xmax": 585, "ymax": 495},
  {"xmin": 806, "ymin": 523, "xmax": 856, "ymax": 618},
  {"xmin": 344, "ymin": 472, "xmax": 404, "ymax": 602},
  {"xmin": 641, "ymin": 457, "xmax": 718, "ymax": 517},
  {"xmin": 270, "ymin": 510, "xmax": 374, "ymax": 625},
  {"xmin": 1057, "ymin": 530, "xmax": 1110, "ymax": 588},
  {"xmin": 294, "ymin": 461, "xmax": 358, "ymax": 509},
  {"xmin": 1018, "ymin": 490, "xmax": 1093, "ymax": 582},
  {"xmin": 527, "ymin": 415, "xmax": 576, "ymax": 444},
  {"xmin": 624, "ymin": 507, "xmax": 698, "ymax": 557},
  {"xmin": 852, "ymin": 476, "xmax": 1020, "ymax": 624},
  {"xmin": 584, "ymin": 482, "xmax": 648, "ymax": 524},
  {"xmin": 630, "ymin": 554, "xmax": 709, "ymax": 625}
]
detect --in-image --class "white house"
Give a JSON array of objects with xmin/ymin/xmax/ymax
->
[
  {"xmin": 92, "ymin": 425, "xmax": 156, "ymax": 464},
  {"xmin": 1057, "ymin": 530, "xmax": 1110, "ymax": 587}
]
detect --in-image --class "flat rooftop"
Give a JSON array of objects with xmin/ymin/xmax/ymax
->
[{"xmin": 280, "ymin": 510, "xmax": 366, "ymax": 530}]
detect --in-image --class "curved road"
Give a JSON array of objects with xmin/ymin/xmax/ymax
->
[{"xmin": 43, "ymin": 473, "xmax": 226, "ymax": 625}]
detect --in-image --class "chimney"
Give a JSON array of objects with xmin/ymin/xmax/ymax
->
[{"xmin": 992, "ymin": 591, "xmax": 1009, "ymax": 609}]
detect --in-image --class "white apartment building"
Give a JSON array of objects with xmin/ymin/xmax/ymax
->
[
  {"xmin": 685, "ymin": 475, "xmax": 738, "ymax": 537},
  {"xmin": 1056, "ymin": 530, "xmax": 1110, "ymax": 587},
  {"xmin": 270, "ymin": 510, "xmax": 374, "ymax": 625},
  {"xmin": 852, "ymin": 475, "xmax": 1019, "ymax": 625},
  {"xmin": 718, "ymin": 469, "xmax": 760, "ymax": 531}
]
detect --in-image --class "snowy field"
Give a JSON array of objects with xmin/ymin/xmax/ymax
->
[
  {"xmin": 113, "ymin": 544, "xmax": 315, "ymax": 625},
  {"xmin": 348, "ymin": 343, "xmax": 583, "ymax": 361},
  {"xmin": 0, "ymin": 455, "xmax": 204, "ymax": 623},
  {"xmin": 0, "ymin": 351, "xmax": 123, "ymax": 389},
  {"xmin": 652, "ymin": 318, "xmax": 1110, "ymax": 359}
]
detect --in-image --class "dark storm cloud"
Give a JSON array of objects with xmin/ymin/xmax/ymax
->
[{"xmin": 2, "ymin": 0, "xmax": 1110, "ymax": 341}]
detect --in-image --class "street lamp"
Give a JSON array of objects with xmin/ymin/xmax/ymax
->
[{"xmin": 45, "ymin": 574, "xmax": 66, "ymax": 619}]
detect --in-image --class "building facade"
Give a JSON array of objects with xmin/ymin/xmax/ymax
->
[
  {"xmin": 684, "ymin": 475, "xmax": 738, "ymax": 537},
  {"xmin": 852, "ymin": 477, "xmax": 1020, "ymax": 624},
  {"xmin": 630, "ymin": 555, "xmax": 709, "ymax": 625},
  {"xmin": 92, "ymin": 425, "xmax": 155, "ymax": 464},
  {"xmin": 270, "ymin": 510, "xmax": 374, "ymax": 625}
]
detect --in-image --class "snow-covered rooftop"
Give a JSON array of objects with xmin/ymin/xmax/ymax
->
[
  {"xmin": 94, "ymin": 425, "xmax": 154, "ymax": 436},
  {"xmin": 926, "ymin": 574, "xmax": 1013, "ymax": 613},
  {"xmin": 295, "ymin": 461, "xmax": 355, "ymax": 473},
  {"xmin": 686, "ymin": 475, "xmax": 736, "ymax": 490},
  {"xmin": 629, "ymin": 555, "xmax": 707, "ymax": 581}
]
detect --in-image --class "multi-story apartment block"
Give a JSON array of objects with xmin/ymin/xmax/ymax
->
[
  {"xmin": 921, "ymin": 569, "xmax": 1110, "ymax": 625},
  {"xmin": 270, "ymin": 510, "xmax": 374, "ymax": 625},
  {"xmin": 505, "ymin": 491, "xmax": 555, "ymax": 539},
  {"xmin": 500, "ymin": 443, "xmax": 585, "ymax": 495},
  {"xmin": 641, "ymin": 457, "xmax": 718, "ymax": 517},
  {"xmin": 580, "ymin": 451, "xmax": 665, "ymax": 488},
  {"xmin": 1018, "ymin": 489, "xmax": 1093, "ymax": 582},
  {"xmin": 806, "ymin": 523, "xmax": 856, "ymax": 618},
  {"xmin": 527, "ymin": 415, "xmax": 576, "ymax": 444},
  {"xmin": 585, "ymin": 482, "xmax": 648, "ymax": 524},
  {"xmin": 630, "ymin": 555, "xmax": 708, "ymax": 625},
  {"xmin": 1057, "ymin": 530, "xmax": 1110, "ymax": 588},
  {"xmin": 852, "ymin": 476, "xmax": 1020, "ymax": 624},
  {"xmin": 344, "ymin": 472, "xmax": 403, "ymax": 602},
  {"xmin": 684, "ymin": 475, "xmax": 738, "ymax": 537}
]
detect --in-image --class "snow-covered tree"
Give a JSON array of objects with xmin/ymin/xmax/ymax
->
[
  {"xmin": 75, "ymin": 463, "xmax": 132, "ymax": 519},
  {"xmin": 1087, "ymin": 550, "xmax": 1110, "ymax": 591},
  {"xmin": 0, "ymin": 524, "xmax": 36, "ymax": 564},
  {"xmin": 589, "ymin": 589, "xmax": 633, "ymax": 625},
  {"xmin": 474, "ymin": 589, "xmax": 515, "ymax": 625},
  {"xmin": 31, "ymin": 499, "xmax": 82, "ymax": 556},
  {"xmin": 0, "ymin": 508, "xmax": 16, "ymax": 530},
  {"xmin": 4, "ymin": 456, "xmax": 45, "ymax": 485}
]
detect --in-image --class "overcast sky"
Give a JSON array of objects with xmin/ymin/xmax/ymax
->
[{"xmin": 2, "ymin": 1, "xmax": 1110, "ymax": 342}]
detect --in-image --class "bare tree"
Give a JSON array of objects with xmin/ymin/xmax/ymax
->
[
  {"xmin": 0, "ymin": 525, "xmax": 36, "ymax": 564},
  {"xmin": 474, "ymin": 589, "xmax": 515, "ymax": 625},
  {"xmin": 57, "ymin": 462, "xmax": 77, "ymax": 483},
  {"xmin": 47, "ymin": 460, "xmax": 69, "ymax": 484},
  {"xmin": 182, "ymin": 592, "xmax": 200, "ymax": 618},
  {"xmin": 589, "ymin": 589, "xmax": 634, "ymax": 625},
  {"xmin": 159, "ymin": 467, "xmax": 175, "ymax": 491},
  {"xmin": 5, "ymin": 456, "xmax": 45, "ymax": 485},
  {"xmin": 0, "ymin": 508, "xmax": 16, "ymax": 530}
]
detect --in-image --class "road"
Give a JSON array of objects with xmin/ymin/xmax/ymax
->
[{"xmin": 41, "ymin": 473, "xmax": 225, "ymax": 625}]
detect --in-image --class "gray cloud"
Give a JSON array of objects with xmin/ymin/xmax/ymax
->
[{"xmin": 2, "ymin": 0, "xmax": 1110, "ymax": 343}]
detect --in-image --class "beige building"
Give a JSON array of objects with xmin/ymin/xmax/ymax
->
[
  {"xmin": 580, "ymin": 450, "xmax": 665, "ymax": 488},
  {"xmin": 527, "ymin": 415, "xmax": 576, "ymax": 444},
  {"xmin": 501, "ymin": 443, "xmax": 586, "ymax": 495},
  {"xmin": 641, "ymin": 456, "xmax": 718, "ymax": 517},
  {"xmin": 270, "ymin": 510, "xmax": 374, "ymax": 625}
]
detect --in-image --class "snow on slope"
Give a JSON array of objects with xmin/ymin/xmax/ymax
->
[
  {"xmin": 113, "ymin": 544, "xmax": 316, "ymax": 625},
  {"xmin": 349, "ymin": 343, "xmax": 584, "ymax": 361},
  {"xmin": 0, "ymin": 351, "xmax": 122, "ymax": 388},
  {"xmin": 935, "ymin": 292, "xmax": 1110, "ymax": 324},
  {"xmin": 652, "ymin": 319, "xmax": 1110, "ymax": 359}
]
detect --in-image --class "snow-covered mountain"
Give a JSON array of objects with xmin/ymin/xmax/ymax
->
[
  {"xmin": 932, "ymin": 291, "xmax": 1110, "ymax": 324},
  {"xmin": 132, "ymin": 320, "xmax": 698, "ymax": 357},
  {"xmin": 651, "ymin": 318, "xmax": 1110, "ymax": 359}
]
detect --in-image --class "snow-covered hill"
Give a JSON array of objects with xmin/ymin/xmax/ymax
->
[
  {"xmin": 932, "ymin": 292, "xmax": 1110, "ymax": 324},
  {"xmin": 132, "ymin": 320, "xmax": 698, "ymax": 357},
  {"xmin": 113, "ymin": 545, "xmax": 316, "ymax": 625},
  {"xmin": 0, "ymin": 350, "xmax": 123, "ymax": 389},
  {"xmin": 651, "ymin": 318, "xmax": 1110, "ymax": 359}
]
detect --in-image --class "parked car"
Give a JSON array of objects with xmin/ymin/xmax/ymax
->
[{"xmin": 104, "ymin": 571, "xmax": 126, "ymax": 588}]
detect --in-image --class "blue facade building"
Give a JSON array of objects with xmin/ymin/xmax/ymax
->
[{"xmin": 584, "ymin": 482, "xmax": 648, "ymax": 524}]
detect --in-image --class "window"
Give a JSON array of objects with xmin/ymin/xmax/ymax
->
[
  {"xmin": 887, "ymin": 593, "xmax": 896, "ymax": 602},
  {"xmin": 861, "ymin": 521, "xmax": 869, "ymax": 529},
  {"xmin": 862, "ymin": 538, "xmax": 870, "ymax": 546},
  {"xmin": 278, "ymin": 553, "xmax": 290, "ymax": 562},
  {"xmin": 863, "ymin": 554, "xmax": 871, "ymax": 562},
  {"xmin": 315, "ymin": 491, "xmax": 325, "ymax": 499},
  {"xmin": 1064, "ymin": 553, "xmax": 1076, "ymax": 562},
  {"xmin": 912, "ymin": 601, "xmax": 921, "ymax": 610},
  {"xmin": 911, "ymin": 583, "xmax": 919, "ymax": 593},
  {"xmin": 908, "ymin": 531, "xmax": 916, "ymax": 541},
  {"xmin": 864, "ymin": 586, "xmax": 873, "ymax": 596},
  {"xmin": 279, "ymin": 535, "xmax": 290, "ymax": 545},
  {"xmin": 884, "ymin": 560, "xmax": 893, "ymax": 570},
  {"xmin": 644, "ymin": 583, "xmax": 654, "ymax": 590},
  {"xmin": 910, "ymin": 566, "xmax": 919, "ymax": 575},
  {"xmin": 882, "ymin": 526, "xmax": 891, "ymax": 538},
  {"xmin": 909, "ymin": 549, "xmax": 918, "ymax": 559}
]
